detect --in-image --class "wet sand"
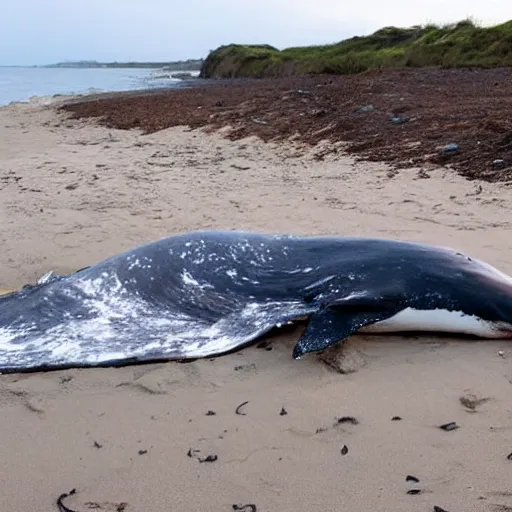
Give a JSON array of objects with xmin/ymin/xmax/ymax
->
[{"xmin": 1, "ymin": 81, "xmax": 512, "ymax": 511}]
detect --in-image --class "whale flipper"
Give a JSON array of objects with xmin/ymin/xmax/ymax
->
[{"xmin": 293, "ymin": 299, "xmax": 402, "ymax": 358}]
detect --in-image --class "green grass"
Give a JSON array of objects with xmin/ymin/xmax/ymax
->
[{"xmin": 199, "ymin": 19, "xmax": 512, "ymax": 78}]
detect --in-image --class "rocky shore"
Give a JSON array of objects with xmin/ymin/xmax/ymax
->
[{"xmin": 61, "ymin": 68, "xmax": 512, "ymax": 183}]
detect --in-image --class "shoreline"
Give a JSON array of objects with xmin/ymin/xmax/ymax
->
[
  {"xmin": 0, "ymin": 80, "xmax": 205, "ymax": 109},
  {"xmin": 0, "ymin": 67, "xmax": 207, "ymax": 108},
  {"xmin": 1, "ymin": 71, "xmax": 512, "ymax": 511}
]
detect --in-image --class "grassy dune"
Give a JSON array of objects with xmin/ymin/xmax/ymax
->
[{"xmin": 199, "ymin": 19, "xmax": 512, "ymax": 78}]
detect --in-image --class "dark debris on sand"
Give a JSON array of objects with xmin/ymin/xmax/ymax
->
[
  {"xmin": 57, "ymin": 489, "xmax": 77, "ymax": 512},
  {"xmin": 60, "ymin": 68, "xmax": 512, "ymax": 183}
]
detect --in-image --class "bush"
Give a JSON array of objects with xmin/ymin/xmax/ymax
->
[{"xmin": 200, "ymin": 19, "xmax": 512, "ymax": 78}]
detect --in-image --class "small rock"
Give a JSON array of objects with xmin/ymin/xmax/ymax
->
[
  {"xmin": 341, "ymin": 445, "xmax": 349, "ymax": 455},
  {"xmin": 493, "ymin": 159, "xmax": 506, "ymax": 169},
  {"xmin": 507, "ymin": 451, "xmax": 512, "ymax": 460},
  {"xmin": 198, "ymin": 455, "xmax": 218, "ymax": 463},
  {"xmin": 279, "ymin": 407, "xmax": 288, "ymax": 416},
  {"xmin": 442, "ymin": 143, "xmax": 459, "ymax": 154},
  {"xmin": 498, "ymin": 350, "xmax": 505, "ymax": 358},
  {"xmin": 406, "ymin": 475, "xmax": 420, "ymax": 483},
  {"xmin": 439, "ymin": 421, "xmax": 459, "ymax": 431},
  {"xmin": 391, "ymin": 416, "xmax": 402, "ymax": 421},
  {"xmin": 391, "ymin": 116, "xmax": 408, "ymax": 124},
  {"xmin": 434, "ymin": 507, "xmax": 449, "ymax": 512},
  {"xmin": 407, "ymin": 489, "xmax": 422, "ymax": 495},
  {"xmin": 356, "ymin": 105, "xmax": 376, "ymax": 113},
  {"xmin": 206, "ymin": 410, "xmax": 216, "ymax": 416}
]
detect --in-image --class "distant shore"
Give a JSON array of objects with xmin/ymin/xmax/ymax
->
[{"xmin": 37, "ymin": 58, "xmax": 204, "ymax": 70}]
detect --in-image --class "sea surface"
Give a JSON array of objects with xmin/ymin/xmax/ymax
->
[{"xmin": 0, "ymin": 67, "xmax": 200, "ymax": 106}]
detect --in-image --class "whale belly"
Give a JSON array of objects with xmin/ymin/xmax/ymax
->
[{"xmin": 358, "ymin": 307, "xmax": 512, "ymax": 339}]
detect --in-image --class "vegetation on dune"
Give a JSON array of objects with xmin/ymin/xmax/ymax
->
[{"xmin": 199, "ymin": 19, "xmax": 512, "ymax": 78}]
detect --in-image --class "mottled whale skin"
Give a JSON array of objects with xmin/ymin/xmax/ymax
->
[{"xmin": 1, "ymin": 230, "xmax": 512, "ymax": 373}]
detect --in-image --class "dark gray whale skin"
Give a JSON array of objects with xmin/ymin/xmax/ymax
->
[{"xmin": 1, "ymin": 230, "xmax": 512, "ymax": 373}]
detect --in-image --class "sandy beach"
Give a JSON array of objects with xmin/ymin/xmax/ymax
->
[{"xmin": 1, "ymin": 76, "xmax": 512, "ymax": 511}]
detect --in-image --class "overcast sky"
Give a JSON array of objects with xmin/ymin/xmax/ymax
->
[{"xmin": 1, "ymin": 0, "xmax": 509, "ymax": 65}]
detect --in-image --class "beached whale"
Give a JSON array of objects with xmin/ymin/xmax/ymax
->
[{"xmin": 1, "ymin": 230, "xmax": 512, "ymax": 373}]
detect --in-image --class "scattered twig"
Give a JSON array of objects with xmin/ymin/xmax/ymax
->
[
  {"xmin": 336, "ymin": 416, "xmax": 359, "ymax": 425},
  {"xmin": 187, "ymin": 448, "xmax": 200, "ymax": 458},
  {"xmin": 57, "ymin": 489, "xmax": 77, "ymax": 512},
  {"xmin": 236, "ymin": 401, "xmax": 249, "ymax": 415}
]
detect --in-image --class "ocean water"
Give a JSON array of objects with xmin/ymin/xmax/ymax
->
[{"xmin": 0, "ymin": 67, "xmax": 200, "ymax": 106}]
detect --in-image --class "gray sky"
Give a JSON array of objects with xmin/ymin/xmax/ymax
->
[{"xmin": 2, "ymin": 0, "xmax": 509, "ymax": 65}]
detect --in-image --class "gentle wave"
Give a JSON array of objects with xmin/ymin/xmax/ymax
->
[{"xmin": 0, "ymin": 67, "xmax": 199, "ymax": 106}]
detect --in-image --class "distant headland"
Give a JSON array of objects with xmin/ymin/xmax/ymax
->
[{"xmin": 40, "ymin": 59, "xmax": 204, "ymax": 71}]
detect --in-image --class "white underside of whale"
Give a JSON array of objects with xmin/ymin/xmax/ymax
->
[{"xmin": 359, "ymin": 307, "xmax": 512, "ymax": 338}]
